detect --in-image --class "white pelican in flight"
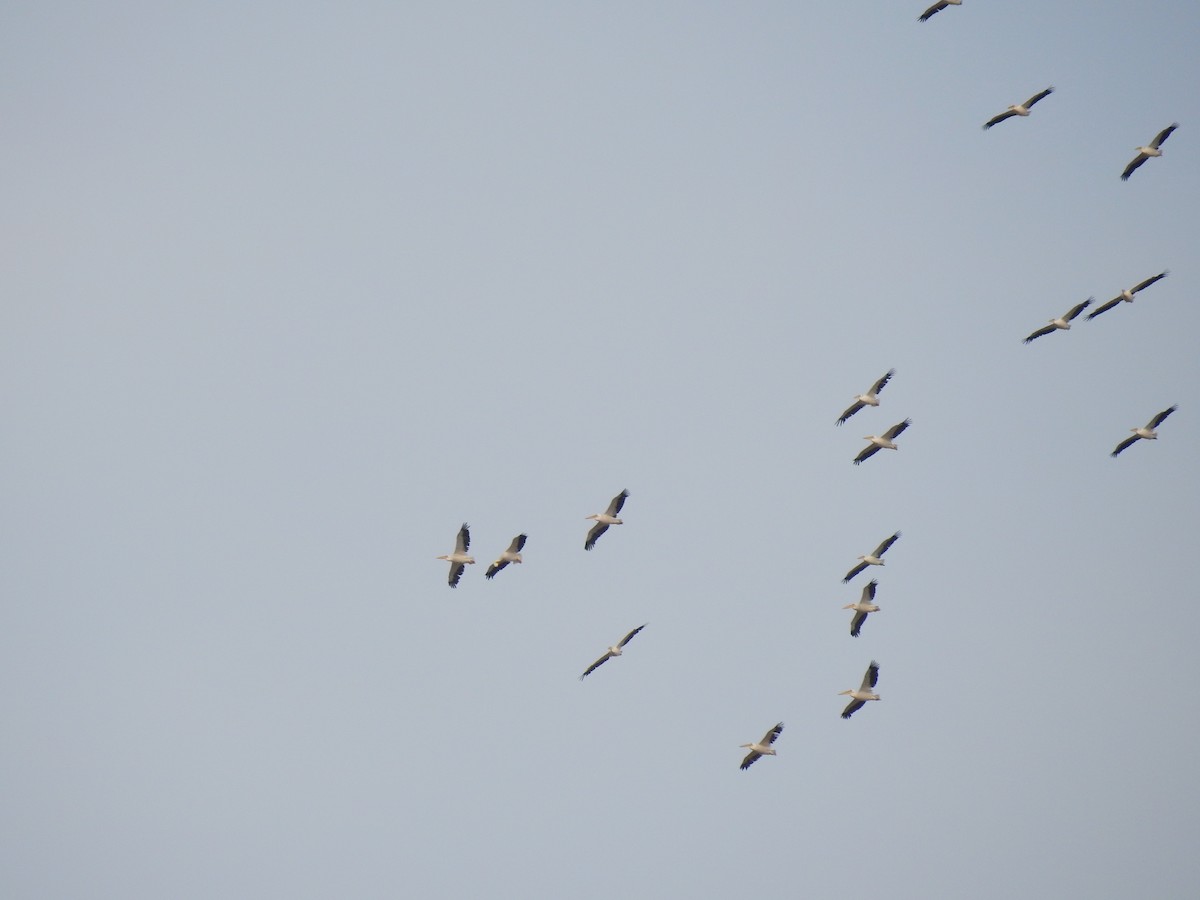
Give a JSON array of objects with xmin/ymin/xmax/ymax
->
[
  {"xmin": 1086, "ymin": 271, "xmax": 1168, "ymax": 320},
  {"xmin": 853, "ymin": 419, "xmax": 911, "ymax": 465},
  {"xmin": 836, "ymin": 369, "xmax": 895, "ymax": 426},
  {"xmin": 984, "ymin": 87, "xmax": 1053, "ymax": 130},
  {"xmin": 919, "ymin": 0, "xmax": 961, "ymax": 22},
  {"xmin": 739, "ymin": 722, "xmax": 783, "ymax": 770},
  {"xmin": 1022, "ymin": 297, "xmax": 1092, "ymax": 343},
  {"xmin": 1121, "ymin": 124, "xmax": 1178, "ymax": 181},
  {"xmin": 843, "ymin": 532, "xmax": 901, "ymax": 583},
  {"xmin": 1111, "ymin": 406, "xmax": 1177, "ymax": 458},
  {"xmin": 579, "ymin": 624, "xmax": 647, "ymax": 680},
  {"xmin": 485, "ymin": 533, "xmax": 527, "ymax": 580},
  {"xmin": 585, "ymin": 489, "xmax": 629, "ymax": 551},
  {"xmin": 844, "ymin": 580, "xmax": 881, "ymax": 638},
  {"xmin": 436, "ymin": 523, "xmax": 475, "ymax": 588},
  {"xmin": 839, "ymin": 661, "xmax": 881, "ymax": 719}
]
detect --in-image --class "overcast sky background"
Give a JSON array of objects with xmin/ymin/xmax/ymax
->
[{"xmin": 3, "ymin": 3, "xmax": 1199, "ymax": 898}]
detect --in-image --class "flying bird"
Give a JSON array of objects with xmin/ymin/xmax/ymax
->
[
  {"xmin": 485, "ymin": 533, "xmax": 527, "ymax": 580},
  {"xmin": 1111, "ymin": 406, "xmax": 1177, "ymax": 458},
  {"xmin": 844, "ymin": 580, "xmax": 881, "ymax": 638},
  {"xmin": 579, "ymin": 624, "xmax": 647, "ymax": 680},
  {"xmin": 919, "ymin": 0, "xmax": 962, "ymax": 22},
  {"xmin": 984, "ymin": 87, "xmax": 1054, "ymax": 129},
  {"xmin": 843, "ymin": 532, "xmax": 901, "ymax": 583},
  {"xmin": 1023, "ymin": 297, "xmax": 1092, "ymax": 343},
  {"xmin": 839, "ymin": 661, "xmax": 881, "ymax": 719},
  {"xmin": 1086, "ymin": 272, "xmax": 1168, "ymax": 320},
  {"xmin": 1121, "ymin": 124, "xmax": 1178, "ymax": 180},
  {"xmin": 436, "ymin": 523, "xmax": 475, "ymax": 588},
  {"xmin": 853, "ymin": 419, "xmax": 911, "ymax": 465},
  {"xmin": 739, "ymin": 722, "xmax": 784, "ymax": 771},
  {"xmin": 837, "ymin": 369, "xmax": 895, "ymax": 426},
  {"xmin": 585, "ymin": 489, "xmax": 629, "ymax": 551}
]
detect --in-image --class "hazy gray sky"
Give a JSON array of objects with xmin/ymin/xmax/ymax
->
[{"xmin": 3, "ymin": 3, "xmax": 1198, "ymax": 898}]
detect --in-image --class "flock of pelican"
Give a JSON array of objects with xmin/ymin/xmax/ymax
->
[
  {"xmin": 432, "ymin": 7, "xmax": 1182, "ymax": 775},
  {"xmin": 1022, "ymin": 272, "xmax": 1170, "ymax": 343},
  {"xmin": 838, "ymin": 370, "xmax": 913, "ymax": 466},
  {"xmin": 1018, "ymin": 266, "xmax": 1177, "ymax": 454},
  {"xmin": 924, "ymin": 6, "xmax": 1178, "ymax": 185},
  {"xmin": 436, "ymin": 489, "xmax": 631, "ymax": 588},
  {"xmin": 434, "ymin": 475, "xmax": 902, "ymax": 769}
]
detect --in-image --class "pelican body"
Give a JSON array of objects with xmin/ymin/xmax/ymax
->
[
  {"xmin": 919, "ymin": 0, "xmax": 961, "ymax": 22},
  {"xmin": 585, "ymin": 489, "xmax": 629, "ymax": 551},
  {"xmin": 843, "ymin": 532, "xmax": 901, "ymax": 583},
  {"xmin": 1023, "ymin": 297, "xmax": 1092, "ymax": 343},
  {"xmin": 580, "ymin": 624, "xmax": 647, "ymax": 680},
  {"xmin": 1086, "ymin": 272, "xmax": 1168, "ymax": 320},
  {"xmin": 1121, "ymin": 124, "xmax": 1178, "ymax": 181},
  {"xmin": 485, "ymin": 533, "xmax": 527, "ymax": 580},
  {"xmin": 437, "ymin": 523, "xmax": 476, "ymax": 588},
  {"xmin": 837, "ymin": 369, "xmax": 895, "ymax": 426},
  {"xmin": 854, "ymin": 419, "xmax": 911, "ymax": 465},
  {"xmin": 739, "ymin": 722, "xmax": 784, "ymax": 770},
  {"xmin": 1111, "ymin": 406, "xmax": 1177, "ymax": 457},
  {"xmin": 984, "ymin": 87, "xmax": 1053, "ymax": 130},
  {"xmin": 843, "ymin": 580, "xmax": 881, "ymax": 638},
  {"xmin": 839, "ymin": 661, "xmax": 881, "ymax": 719}
]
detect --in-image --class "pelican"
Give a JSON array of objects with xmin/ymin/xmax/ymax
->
[
  {"xmin": 844, "ymin": 580, "xmax": 881, "ymax": 638},
  {"xmin": 843, "ymin": 532, "xmax": 901, "ymax": 583},
  {"xmin": 436, "ymin": 523, "xmax": 475, "ymax": 588},
  {"xmin": 839, "ymin": 661, "xmax": 881, "ymax": 719},
  {"xmin": 1086, "ymin": 271, "xmax": 1168, "ymax": 320},
  {"xmin": 1121, "ymin": 124, "xmax": 1178, "ymax": 180},
  {"xmin": 836, "ymin": 369, "xmax": 895, "ymax": 426},
  {"xmin": 1111, "ymin": 406, "xmax": 1177, "ymax": 458},
  {"xmin": 853, "ymin": 419, "xmax": 911, "ymax": 465},
  {"xmin": 984, "ymin": 87, "xmax": 1053, "ymax": 130},
  {"xmin": 585, "ymin": 489, "xmax": 629, "ymax": 551},
  {"xmin": 919, "ymin": 0, "xmax": 961, "ymax": 22},
  {"xmin": 579, "ymin": 624, "xmax": 647, "ymax": 680},
  {"xmin": 485, "ymin": 533, "xmax": 527, "ymax": 580},
  {"xmin": 1023, "ymin": 297, "xmax": 1092, "ymax": 343},
  {"xmin": 739, "ymin": 722, "xmax": 784, "ymax": 771}
]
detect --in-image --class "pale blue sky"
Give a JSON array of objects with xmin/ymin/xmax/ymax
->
[{"xmin": 3, "ymin": 3, "xmax": 1199, "ymax": 898}]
